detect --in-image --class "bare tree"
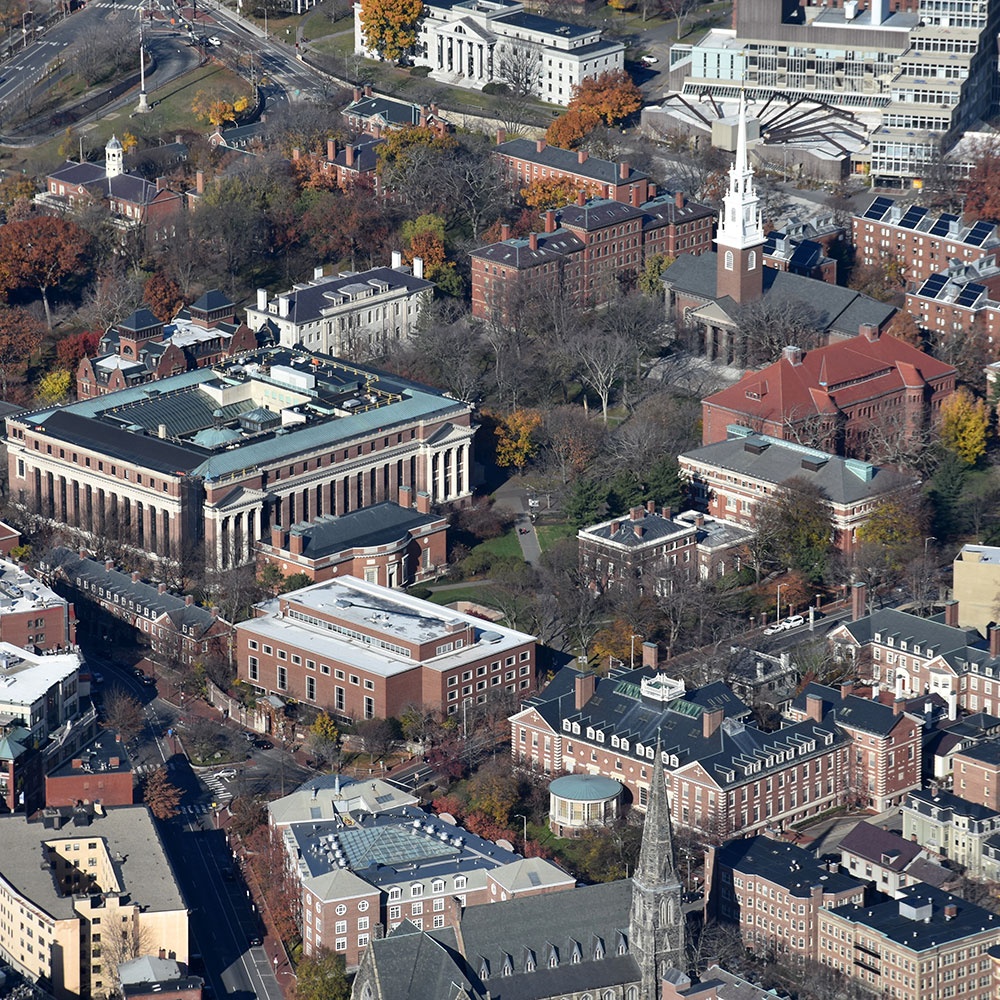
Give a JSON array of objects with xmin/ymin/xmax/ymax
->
[
  {"xmin": 495, "ymin": 41, "xmax": 540, "ymax": 97},
  {"xmin": 103, "ymin": 688, "xmax": 144, "ymax": 743},
  {"xmin": 571, "ymin": 327, "xmax": 633, "ymax": 424},
  {"xmin": 734, "ymin": 297, "xmax": 825, "ymax": 368}
]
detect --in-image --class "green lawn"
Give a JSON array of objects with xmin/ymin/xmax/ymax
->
[
  {"xmin": 474, "ymin": 529, "xmax": 523, "ymax": 561},
  {"xmin": 421, "ymin": 584, "xmax": 497, "ymax": 607},
  {"xmin": 535, "ymin": 522, "xmax": 575, "ymax": 551}
]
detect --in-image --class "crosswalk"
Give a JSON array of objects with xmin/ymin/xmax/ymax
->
[
  {"xmin": 203, "ymin": 774, "xmax": 233, "ymax": 803},
  {"xmin": 181, "ymin": 802, "xmax": 212, "ymax": 815},
  {"xmin": 135, "ymin": 760, "xmax": 179, "ymax": 775}
]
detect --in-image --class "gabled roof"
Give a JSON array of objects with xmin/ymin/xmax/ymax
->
[
  {"xmin": 365, "ymin": 923, "xmax": 482, "ymax": 1000},
  {"xmin": 557, "ymin": 199, "xmax": 645, "ymax": 232},
  {"xmin": 495, "ymin": 138, "xmax": 649, "ymax": 187},
  {"xmin": 838, "ymin": 607, "xmax": 984, "ymax": 661},
  {"xmin": 791, "ymin": 682, "xmax": 909, "ymax": 736},
  {"xmin": 839, "ymin": 821, "xmax": 922, "ymax": 871},
  {"xmin": 469, "ymin": 229, "xmax": 585, "ymax": 268}
]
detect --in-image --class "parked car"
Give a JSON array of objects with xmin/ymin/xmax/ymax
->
[
  {"xmin": 248, "ymin": 935, "xmax": 263, "ymax": 947},
  {"xmin": 762, "ymin": 621, "xmax": 787, "ymax": 635},
  {"xmin": 208, "ymin": 35, "xmax": 221, "ymax": 46},
  {"xmin": 640, "ymin": 54, "xmax": 658, "ymax": 64},
  {"xmin": 783, "ymin": 614, "xmax": 805, "ymax": 629},
  {"xmin": 252, "ymin": 739, "xmax": 273, "ymax": 750}
]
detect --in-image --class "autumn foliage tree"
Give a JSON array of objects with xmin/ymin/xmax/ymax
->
[
  {"xmin": 0, "ymin": 216, "xmax": 92, "ymax": 328},
  {"xmin": 939, "ymin": 387, "xmax": 990, "ymax": 465},
  {"xmin": 0, "ymin": 306, "xmax": 44, "ymax": 402},
  {"xmin": 495, "ymin": 408, "xmax": 543, "ymax": 470},
  {"xmin": 143, "ymin": 272, "xmax": 185, "ymax": 323},
  {"xmin": 546, "ymin": 71, "xmax": 642, "ymax": 148},
  {"xmin": 521, "ymin": 175, "xmax": 600, "ymax": 211},
  {"xmin": 56, "ymin": 329, "xmax": 101, "ymax": 370},
  {"xmin": 359, "ymin": 0, "xmax": 424, "ymax": 62},
  {"xmin": 144, "ymin": 766, "xmax": 182, "ymax": 820},
  {"xmin": 244, "ymin": 823, "xmax": 300, "ymax": 942},
  {"xmin": 962, "ymin": 137, "xmax": 1000, "ymax": 220}
]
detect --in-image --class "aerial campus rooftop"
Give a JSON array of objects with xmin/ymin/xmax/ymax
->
[{"xmin": 7, "ymin": 346, "xmax": 476, "ymax": 569}]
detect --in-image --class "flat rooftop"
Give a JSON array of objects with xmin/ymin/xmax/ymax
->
[
  {"xmin": 0, "ymin": 559, "xmax": 67, "ymax": 619},
  {"xmin": 957, "ymin": 544, "xmax": 1000, "ymax": 565},
  {"xmin": 242, "ymin": 576, "xmax": 534, "ymax": 677},
  {"xmin": 0, "ymin": 806, "xmax": 185, "ymax": 920},
  {"xmin": 47, "ymin": 730, "xmax": 132, "ymax": 780},
  {"xmin": 0, "ymin": 644, "xmax": 81, "ymax": 708}
]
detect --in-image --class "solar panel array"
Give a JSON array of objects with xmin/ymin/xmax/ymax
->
[
  {"xmin": 897, "ymin": 206, "xmax": 928, "ymax": 229},
  {"xmin": 955, "ymin": 282, "xmax": 986, "ymax": 308},
  {"xmin": 862, "ymin": 196, "xmax": 893, "ymax": 221},
  {"xmin": 966, "ymin": 221, "xmax": 994, "ymax": 247},
  {"xmin": 929, "ymin": 213, "xmax": 959, "ymax": 237},
  {"xmin": 918, "ymin": 274, "xmax": 947, "ymax": 299}
]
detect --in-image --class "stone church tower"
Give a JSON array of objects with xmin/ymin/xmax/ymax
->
[
  {"xmin": 629, "ymin": 741, "xmax": 685, "ymax": 998},
  {"xmin": 715, "ymin": 95, "xmax": 764, "ymax": 305}
]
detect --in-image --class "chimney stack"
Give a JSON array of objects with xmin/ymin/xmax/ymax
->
[
  {"xmin": 703, "ymin": 707, "xmax": 724, "ymax": 738},
  {"xmin": 131, "ymin": 571, "xmax": 140, "ymax": 583},
  {"xmin": 292, "ymin": 147, "xmax": 300, "ymax": 161},
  {"xmin": 157, "ymin": 582, "xmax": 167, "ymax": 594},
  {"xmin": 646, "ymin": 500, "xmax": 656, "ymax": 514},
  {"xmin": 840, "ymin": 680, "xmax": 854, "ymax": 700},
  {"xmin": 364, "ymin": 84, "xmax": 373, "ymax": 97},
  {"xmin": 413, "ymin": 256, "xmax": 424, "ymax": 279},
  {"xmin": 783, "ymin": 345, "xmax": 803, "ymax": 366},
  {"xmin": 893, "ymin": 697, "xmax": 906, "ymax": 715},
  {"xmin": 353, "ymin": 87, "xmax": 361, "ymax": 102},
  {"xmin": 631, "ymin": 185, "xmax": 641, "ymax": 208},
  {"xmin": 536, "ymin": 139, "xmax": 546, "ymax": 153},
  {"xmin": 327, "ymin": 138, "xmax": 336, "ymax": 161},
  {"xmin": 575, "ymin": 670, "xmax": 596, "ymax": 710},
  {"xmin": 156, "ymin": 176, "xmax": 165, "ymax": 192},
  {"xmin": 501, "ymin": 223, "xmax": 511, "ymax": 241},
  {"xmin": 544, "ymin": 209, "xmax": 556, "ymax": 233},
  {"xmin": 642, "ymin": 640, "xmax": 658, "ymax": 669},
  {"xmin": 633, "ymin": 523, "xmax": 644, "ymax": 538},
  {"xmin": 577, "ymin": 149, "xmax": 589, "ymax": 164},
  {"xmin": 271, "ymin": 524, "xmax": 286, "ymax": 548},
  {"xmin": 196, "ymin": 170, "xmax": 204, "ymax": 194},
  {"xmin": 674, "ymin": 190, "xmax": 684, "ymax": 209},
  {"xmin": 416, "ymin": 491, "xmax": 432, "ymax": 514},
  {"xmin": 619, "ymin": 161, "xmax": 630, "ymax": 180},
  {"xmin": 630, "ymin": 506, "xmax": 644, "ymax": 521},
  {"xmin": 577, "ymin": 190, "xmax": 586, "ymax": 206},
  {"xmin": 944, "ymin": 600, "xmax": 959, "ymax": 628},
  {"xmin": 529, "ymin": 233, "xmax": 538, "ymax": 251},
  {"xmin": 398, "ymin": 484, "xmax": 413, "ymax": 508},
  {"xmin": 346, "ymin": 144, "xmax": 355, "ymax": 167},
  {"xmin": 851, "ymin": 582, "xmax": 868, "ymax": 621},
  {"xmin": 496, "ymin": 127, "xmax": 506, "ymax": 145},
  {"xmin": 859, "ymin": 323, "xmax": 880, "ymax": 342},
  {"xmin": 185, "ymin": 594, "xmax": 194, "ymax": 606},
  {"xmin": 290, "ymin": 530, "xmax": 304, "ymax": 555},
  {"xmin": 807, "ymin": 693, "xmax": 824, "ymax": 723},
  {"xmin": 990, "ymin": 624, "xmax": 1000, "ymax": 657}
]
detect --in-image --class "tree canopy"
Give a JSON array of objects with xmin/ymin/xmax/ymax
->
[
  {"xmin": 359, "ymin": 0, "xmax": 425, "ymax": 62},
  {"xmin": 939, "ymin": 387, "xmax": 990, "ymax": 465}
]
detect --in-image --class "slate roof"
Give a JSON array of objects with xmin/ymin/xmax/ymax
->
[
  {"xmin": 191, "ymin": 289, "xmax": 235, "ymax": 313},
  {"xmin": 331, "ymin": 138, "xmax": 383, "ymax": 173},
  {"xmin": 117, "ymin": 308, "xmax": 162, "ymax": 333},
  {"xmin": 48, "ymin": 161, "xmax": 109, "ymax": 186},
  {"xmin": 557, "ymin": 199, "xmax": 645, "ymax": 231},
  {"xmin": 905, "ymin": 787, "xmax": 1000, "ymax": 826},
  {"xmin": 580, "ymin": 508, "xmax": 693, "ymax": 547},
  {"xmin": 343, "ymin": 95, "xmax": 431, "ymax": 128},
  {"xmin": 282, "ymin": 502, "xmax": 442, "ymax": 558},
  {"xmin": 663, "ymin": 252, "xmax": 895, "ymax": 337},
  {"xmin": 791, "ymin": 682, "xmax": 910, "ymax": 736},
  {"xmin": 364, "ymin": 924, "xmax": 484, "ymax": 1000},
  {"xmin": 702, "ymin": 328, "xmax": 954, "ymax": 428},
  {"xmin": 469, "ymin": 229, "xmax": 585, "ymax": 267},
  {"xmin": 905, "ymin": 857, "xmax": 956, "ymax": 888},
  {"xmin": 495, "ymin": 138, "xmax": 649, "ymax": 187},
  {"xmin": 494, "ymin": 9, "xmax": 594, "ymax": 35},
  {"xmin": 955, "ymin": 738, "xmax": 1000, "ymax": 766},
  {"xmin": 680, "ymin": 433, "xmax": 914, "ymax": 507},
  {"xmin": 716, "ymin": 835, "xmax": 865, "ymax": 898},
  {"xmin": 830, "ymin": 884, "xmax": 1000, "ymax": 950},
  {"xmin": 839, "ymin": 822, "xmax": 922, "ymax": 871},
  {"xmin": 46, "ymin": 546, "xmax": 225, "ymax": 637},
  {"xmin": 837, "ymin": 607, "xmax": 984, "ymax": 660}
]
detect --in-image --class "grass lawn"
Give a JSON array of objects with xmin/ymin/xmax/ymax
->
[
  {"xmin": 421, "ymin": 584, "xmax": 498, "ymax": 607},
  {"xmin": 473, "ymin": 529, "xmax": 523, "ymax": 561},
  {"xmin": 535, "ymin": 522, "xmax": 575, "ymax": 551}
]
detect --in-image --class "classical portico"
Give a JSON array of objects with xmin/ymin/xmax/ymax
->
[{"xmin": 434, "ymin": 20, "xmax": 495, "ymax": 80}]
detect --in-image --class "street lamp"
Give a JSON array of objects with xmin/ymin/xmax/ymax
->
[
  {"xmin": 514, "ymin": 813, "xmax": 527, "ymax": 846},
  {"xmin": 630, "ymin": 634, "xmax": 642, "ymax": 670},
  {"xmin": 776, "ymin": 582, "xmax": 787, "ymax": 623},
  {"xmin": 924, "ymin": 536, "xmax": 936, "ymax": 557}
]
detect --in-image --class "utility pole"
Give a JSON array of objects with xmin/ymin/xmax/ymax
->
[{"xmin": 136, "ymin": 0, "xmax": 150, "ymax": 112}]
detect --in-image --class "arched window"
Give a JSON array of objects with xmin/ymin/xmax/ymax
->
[
  {"xmin": 724, "ymin": 250, "xmax": 734, "ymax": 271},
  {"xmin": 748, "ymin": 250, "xmax": 757, "ymax": 271}
]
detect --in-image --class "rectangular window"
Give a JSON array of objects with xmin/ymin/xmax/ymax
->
[
  {"xmin": 306, "ymin": 676, "xmax": 316, "ymax": 700},
  {"xmin": 248, "ymin": 656, "xmax": 259, "ymax": 681},
  {"xmin": 277, "ymin": 665, "xmax": 287, "ymax": 690},
  {"xmin": 364, "ymin": 696, "xmax": 374, "ymax": 719}
]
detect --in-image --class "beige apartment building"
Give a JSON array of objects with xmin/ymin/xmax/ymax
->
[
  {"xmin": 953, "ymin": 545, "xmax": 1000, "ymax": 632},
  {"xmin": 0, "ymin": 806, "xmax": 187, "ymax": 1000}
]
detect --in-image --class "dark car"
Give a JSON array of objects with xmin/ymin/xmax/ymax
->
[
  {"xmin": 252, "ymin": 739, "xmax": 273, "ymax": 750},
  {"xmin": 248, "ymin": 935, "xmax": 263, "ymax": 947}
]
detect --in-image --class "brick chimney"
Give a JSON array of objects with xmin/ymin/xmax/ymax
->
[
  {"xmin": 630, "ymin": 506, "xmax": 644, "ymax": 521},
  {"xmin": 290, "ymin": 530, "xmax": 304, "ymax": 555},
  {"xmin": 501, "ymin": 223, "xmax": 511, "ymax": 241},
  {"xmin": 893, "ymin": 697, "xmax": 906, "ymax": 715},
  {"xmin": 496, "ymin": 127, "xmax": 506, "ymax": 145},
  {"xmin": 577, "ymin": 149, "xmax": 589, "ymax": 164},
  {"xmin": 631, "ymin": 185, "xmax": 641, "ymax": 208},
  {"xmin": 990, "ymin": 624, "xmax": 1000, "ymax": 657},
  {"xmin": 944, "ymin": 600, "xmax": 959, "ymax": 627},
  {"xmin": 529, "ymin": 232, "xmax": 538, "ymax": 250},
  {"xmin": 536, "ymin": 139, "xmax": 546, "ymax": 153},
  {"xmin": 157, "ymin": 582, "xmax": 167, "ymax": 595},
  {"xmin": 859, "ymin": 323, "xmax": 879, "ymax": 342},
  {"xmin": 642, "ymin": 640, "xmax": 658, "ymax": 669},
  {"xmin": 327, "ymin": 138, "xmax": 336, "ymax": 161},
  {"xmin": 806, "ymin": 693, "xmax": 824, "ymax": 722},
  {"xmin": 840, "ymin": 680, "xmax": 854, "ymax": 700},
  {"xmin": 196, "ymin": 170, "xmax": 204, "ymax": 194},
  {"xmin": 544, "ymin": 209, "xmax": 556, "ymax": 233},
  {"xmin": 364, "ymin": 84, "xmax": 373, "ymax": 97},
  {"xmin": 575, "ymin": 670, "xmax": 596, "ymax": 709},
  {"xmin": 703, "ymin": 707, "xmax": 724, "ymax": 738},
  {"xmin": 292, "ymin": 147, "xmax": 300, "ymax": 161},
  {"xmin": 609, "ymin": 520, "xmax": 620, "ymax": 535},
  {"xmin": 851, "ymin": 582, "xmax": 868, "ymax": 621},
  {"xmin": 185, "ymin": 594, "xmax": 194, "ymax": 606},
  {"xmin": 674, "ymin": 190, "xmax": 684, "ymax": 209},
  {"xmin": 646, "ymin": 500, "xmax": 656, "ymax": 513},
  {"xmin": 353, "ymin": 86, "xmax": 361, "ymax": 102},
  {"xmin": 271, "ymin": 524, "xmax": 286, "ymax": 548},
  {"xmin": 398, "ymin": 484, "xmax": 413, "ymax": 508},
  {"xmin": 633, "ymin": 523, "xmax": 644, "ymax": 538},
  {"xmin": 648, "ymin": 183, "xmax": 657, "ymax": 198},
  {"xmin": 156, "ymin": 176, "xmax": 165, "ymax": 192},
  {"xmin": 619, "ymin": 161, "xmax": 630, "ymax": 180},
  {"xmin": 577, "ymin": 190, "xmax": 586, "ymax": 206},
  {"xmin": 131, "ymin": 570, "xmax": 140, "ymax": 583},
  {"xmin": 694, "ymin": 513, "xmax": 705, "ymax": 528},
  {"xmin": 416, "ymin": 491, "xmax": 432, "ymax": 514},
  {"xmin": 419, "ymin": 106, "xmax": 428, "ymax": 128},
  {"xmin": 346, "ymin": 144, "xmax": 355, "ymax": 168},
  {"xmin": 105, "ymin": 559, "xmax": 114, "ymax": 571}
]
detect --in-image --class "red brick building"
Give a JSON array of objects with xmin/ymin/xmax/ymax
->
[
  {"xmin": 699, "ymin": 330, "xmax": 957, "ymax": 458},
  {"xmin": 45, "ymin": 731, "xmax": 133, "ymax": 808},
  {"xmin": 947, "ymin": 739, "xmax": 1000, "ymax": 810},
  {"xmin": 787, "ymin": 682, "xmax": 922, "ymax": 811},
  {"xmin": 852, "ymin": 196, "xmax": 999, "ymax": 285},
  {"xmin": 905, "ymin": 255, "xmax": 1000, "ymax": 345},
  {"xmin": 236, "ymin": 577, "xmax": 536, "ymax": 722},
  {"xmin": 470, "ymin": 189, "xmax": 713, "ymax": 317},
  {"xmin": 257, "ymin": 493, "xmax": 448, "ymax": 587},
  {"xmin": 319, "ymin": 137, "xmax": 382, "ymax": 192},
  {"xmin": 76, "ymin": 295, "xmax": 259, "ymax": 399},
  {"xmin": 0, "ymin": 558, "xmax": 76, "ymax": 652},
  {"xmin": 678, "ymin": 431, "xmax": 918, "ymax": 555}
]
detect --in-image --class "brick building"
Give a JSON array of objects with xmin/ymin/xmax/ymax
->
[
  {"xmin": 679, "ymin": 430, "xmax": 918, "ymax": 554},
  {"xmin": 42, "ymin": 548, "xmax": 233, "ymax": 669},
  {"xmin": 0, "ymin": 557, "xmax": 76, "ymax": 652},
  {"xmin": 9, "ymin": 347, "xmax": 476, "ymax": 570},
  {"xmin": 951, "ymin": 739, "xmax": 1000, "ymax": 811},
  {"xmin": 905, "ymin": 255, "xmax": 1000, "ymax": 345},
  {"xmin": 236, "ymin": 576, "xmax": 536, "ymax": 722},
  {"xmin": 853, "ymin": 196, "xmax": 1000, "ymax": 285},
  {"xmin": 788, "ymin": 682, "xmax": 922, "ymax": 811},
  {"xmin": 256, "ymin": 494, "xmax": 448, "ymax": 586},
  {"xmin": 45, "ymin": 731, "xmax": 133, "ymax": 808},
  {"xmin": 817, "ymin": 884, "xmax": 1000, "ymax": 1000},
  {"xmin": 319, "ymin": 137, "xmax": 382, "ymax": 192},
  {"xmin": 705, "ymin": 835, "xmax": 866, "ymax": 961},
  {"xmin": 902, "ymin": 788, "xmax": 1000, "ymax": 879},
  {"xmin": 269, "ymin": 774, "xmax": 573, "ymax": 970},
  {"xmin": 77, "ymin": 296, "xmax": 260, "ymax": 399},
  {"xmin": 577, "ymin": 503, "xmax": 751, "ymax": 594},
  {"xmin": 470, "ymin": 189, "xmax": 713, "ymax": 317},
  {"xmin": 341, "ymin": 88, "xmax": 452, "ymax": 137},
  {"xmin": 699, "ymin": 331, "xmax": 956, "ymax": 458},
  {"xmin": 510, "ymin": 655, "xmax": 855, "ymax": 840}
]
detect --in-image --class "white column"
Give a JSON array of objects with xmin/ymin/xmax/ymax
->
[
  {"xmin": 425, "ymin": 452, "xmax": 435, "ymax": 501},
  {"xmin": 437, "ymin": 449, "xmax": 447, "ymax": 500},
  {"xmin": 461, "ymin": 443, "xmax": 471, "ymax": 495},
  {"xmin": 450, "ymin": 448, "xmax": 460, "ymax": 500}
]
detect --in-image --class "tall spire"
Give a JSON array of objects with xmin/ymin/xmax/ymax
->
[
  {"xmin": 716, "ymin": 94, "xmax": 765, "ymax": 252},
  {"xmin": 630, "ymin": 737, "xmax": 685, "ymax": 996}
]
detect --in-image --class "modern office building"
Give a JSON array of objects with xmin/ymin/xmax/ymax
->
[{"xmin": 7, "ymin": 347, "xmax": 476, "ymax": 570}]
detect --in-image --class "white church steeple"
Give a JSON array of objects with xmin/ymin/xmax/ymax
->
[{"xmin": 716, "ymin": 94, "xmax": 765, "ymax": 252}]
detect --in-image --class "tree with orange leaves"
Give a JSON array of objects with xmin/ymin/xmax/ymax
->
[
  {"xmin": 359, "ymin": 0, "xmax": 424, "ymax": 62},
  {"xmin": 143, "ymin": 272, "xmax": 185, "ymax": 323},
  {"xmin": 962, "ymin": 136, "xmax": 1000, "ymax": 220},
  {"xmin": 546, "ymin": 70, "xmax": 641, "ymax": 147},
  {"xmin": 521, "ymin": 174, "xmax": 600, "ymax": 211}
]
